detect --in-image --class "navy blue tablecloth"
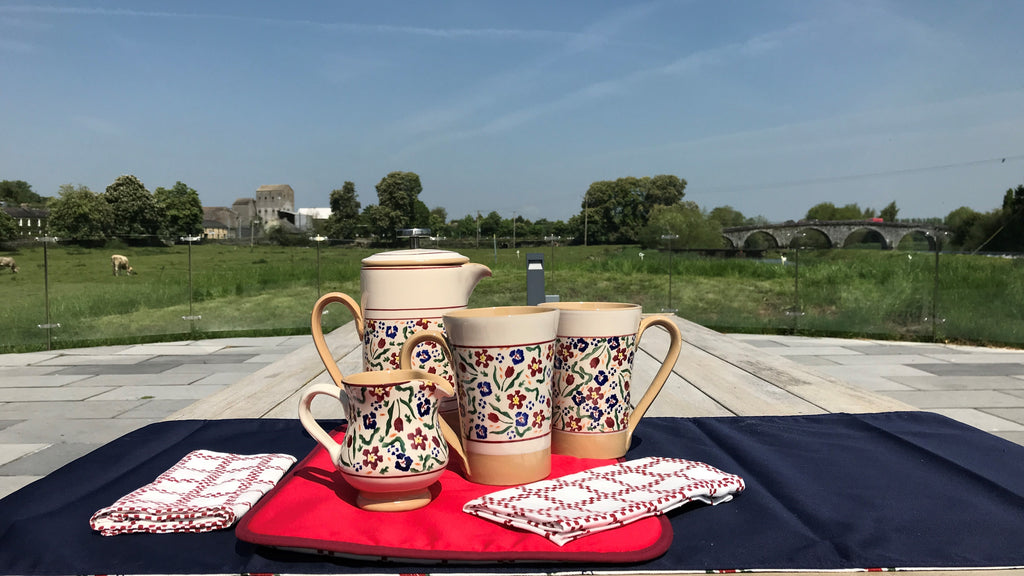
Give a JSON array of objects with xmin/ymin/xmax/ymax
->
[{"xmin": 2, "ymin": 412, "xmax": 1024, "ymax": 574}]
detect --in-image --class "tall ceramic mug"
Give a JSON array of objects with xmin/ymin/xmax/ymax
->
[
  {"xmin": 538, "ymin": 302, "xmax": 682, "ymax": 459},
  {"xmin": 297, "ymin": 369, "xmax": 466, "ymax": 512},
  {"xmin": 400, "ymin": 306, "xmax": 559, "ymax": 486}
]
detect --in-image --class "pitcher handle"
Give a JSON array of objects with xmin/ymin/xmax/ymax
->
[
  {"xmin": 311, "ymin": 292, "xmax": 363, "ymax": 386},
  {"xmin": 399, "ymin": 332, "xmax": 470, "ymax": 476},
  {"xmin": 626, "ymin": 315, "xmax": 682, "ymax": 441},
  {"xmin": 415, "ymin": 369, "xmax": 469, "ymax": 477},
  {"xmin": 297, "ymin": 383, "xmax": 346, "ymax": 468}
]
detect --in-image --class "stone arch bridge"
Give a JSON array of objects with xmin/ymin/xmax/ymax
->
[{"xmin": 722, "ymin": 220, "xmax": 948, "ymax": 250}]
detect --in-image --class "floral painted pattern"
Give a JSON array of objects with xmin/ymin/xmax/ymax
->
[
  {"xmin": 363, "ymin": 318, "xmax": 454, "ymax": 385},
  {"xmin": 552, "ymin": 334, "xmax": 637, "ymax": 433},
  {"xmin": 341, "ymin": 379, "xmax": 449, "ymax": 477},
  {"xmin": 454, "ymin": 342, "xmax": 554, "ymax": 442}
]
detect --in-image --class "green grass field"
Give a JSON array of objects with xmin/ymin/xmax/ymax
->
[{"xmin": 1, "ymin": 242, "xmax": 1022, "ymax": 352}]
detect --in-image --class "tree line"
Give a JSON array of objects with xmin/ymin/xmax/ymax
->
[
  {"xmin": 0, "ymin": 177, "xmax": 203, "ymax": 244},
  {"xmin": 5, "ymin": 174, "xmax": 1024, "ymax": 253}
]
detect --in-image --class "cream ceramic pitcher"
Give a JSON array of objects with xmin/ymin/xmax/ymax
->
[{"xmin": 311, "ymin": 249, "xmax": 492, "ymax": 412}]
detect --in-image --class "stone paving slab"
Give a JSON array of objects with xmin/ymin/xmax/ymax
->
[
  {"xmin": 116, "ymin": 344, "xmax": 227, "ymax": 356},
  {"xmin": 0, "ymin": 387, "xmax": 113, "ymax": 402},
  {"xmin": 0, "ymin": 443, "xmax": 49, "ymax": 467},
  {"xmin": 67, "ymin": 373, "xmax": 205, "ymax": 386},
  {"xmin": 0, "ymin": 374, "xmax": 93, "ymax": 388},
  {"xmin": 888, "ymin": 375, "xmax": 1024, "ymax": 390},
  {"xmin": 89, "ymin": 384, "xmax": 225, "ymax": 402},
  {"xmin": 929, "ymin": 408, "xmax": 1024, "ymax": 433},
  {"xmin": 879, "ymin": 390, "xmax": 1024, "ymax": 409},
  {"xmin": 909, "ymin": 363, "xmax": 1024, "ymax": 377}
]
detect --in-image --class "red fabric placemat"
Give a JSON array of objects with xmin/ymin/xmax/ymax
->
[{"xmin": 236, "ymin": 426, "xmax": 672, "ymax": 563}]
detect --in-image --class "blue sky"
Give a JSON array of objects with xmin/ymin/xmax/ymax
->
[{"xmin": 2, "ymin": 1, "xmax": 1023, "ymax": 223}]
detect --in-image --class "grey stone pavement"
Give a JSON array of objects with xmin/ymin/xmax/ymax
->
[{"xmin": 3, "ymin": 333, "xmax": 1024, "ymax": 501}]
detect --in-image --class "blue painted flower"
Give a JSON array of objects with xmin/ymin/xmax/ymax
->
[
  {"xmin": 607, "ymin": 394, "xmax": 619, "ymax": 408},
  {"xmin": 416, "ymin": 399, "xmax": 431, "ymax": 417},
  {"xmin": 572, "ymin": 390, "xmax": 586, "ymax": 406},
  {"xmin": 594, "ymin": 370, "xmax": 609, "ymax": 386},
  {"xmin": 509, "ymin": 349, "xmax": 525, "ymax": 365},
  {"xmin": 574, "ymin": 338, "xmax": 589, "ymax": 353},
  {"xmin": 385, "ymin": 325, "xmax": 399, "ymax": 339},
  {"xmin": 515, "ymin": 411, "xmax": 529, "ymax": 427},
  {"xmin": 477, "ymin": 381, "xmax": 493, "ymax": 397},
  {"xmin": 416, "ymin": 349, "xmax": 432, "ymax": 364},
  {"xmin": 395, "ymin": 453, "xmax": 413, "ymax": 472},
  {"xmin": 608, "ymin": 336, "xmax": 620, "ymax": 350},
  {"xmin": 362, "ymin": 412, "xmax": 377, "ymax": 429},
  {"xmin": 474, "ymin": 424, "xmax": 488, "ymax": 440}
]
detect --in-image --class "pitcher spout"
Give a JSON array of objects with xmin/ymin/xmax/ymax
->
[{"xmin": 459, "ymin": 262, "xmax": 492, "ymax": 299}]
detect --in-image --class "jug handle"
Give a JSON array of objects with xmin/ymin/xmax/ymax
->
[
  {"xmin": 416, "ymin": 369, "xmax": 469, "ymax": 478},
  {"xmin": 399, "ymin": 331, "xmax": 470, "ymax": 477},
  {"xmin": 626, "ymin": 315, "xmax": 682, "ymax": 443},
  {"xmin": 311, "ymin": 292, "xmax": 364, "ymax": 386},
  {"xmin": 297, "ymin": 383, "xmax": 346, "ymax": 467}
]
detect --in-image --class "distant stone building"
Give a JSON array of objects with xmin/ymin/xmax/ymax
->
[
  {"xmin": 202, "ymin": 219, "xmax": 231, "ymax": 240},
  {"xmin": 202, "ymin": 206, "xmax": 239, "ymax": 237},
  {"xmin": 255, "ymin": 185, "xmax": 294, "ymax": 228},
  {"xmin": 232, "ymin": 198, "xmax": 256, "ymax": 226}
]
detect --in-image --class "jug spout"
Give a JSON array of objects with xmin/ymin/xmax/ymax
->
[{"xmin": 459, "ymin": 262, "xmax": 492, "ymax": 300}]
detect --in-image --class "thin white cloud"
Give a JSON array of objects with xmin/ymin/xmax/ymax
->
[{"xmin": 0, "ymin": 5, "xmax": 585, "ymax": 42}]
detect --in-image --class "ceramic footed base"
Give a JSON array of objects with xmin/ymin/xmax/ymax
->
[
  {"xmin": 355, "ymin": 487, "xmax": 433, "ymax": 512},
  {"xmin": 552, "ymin": 428, "xmax": 630, "ymax": 459}
]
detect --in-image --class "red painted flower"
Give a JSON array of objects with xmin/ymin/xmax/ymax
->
[
  {"xmin": 488, "ymin": 412, "xmax": 501, "ymax": 423},
  {"xmin": 504, "ymin": 365, "xmax": 515, "ymax": 379},
  {"xmin": 532, "ymin": 410, "xmax": 546, "ymax": 428},
  {"xmin": 407, "ymin": 427, "xmax": 428, "ymax": 450},
  {"xmin": 589, "ymin": 357, "xmax": 601, "ymax": 369},
  {"xmin": 584, "ymin": 385, "xmax": 604, "ymax": 406},
  {"xmin": 528, "ymin": 356, "xmax": 543, "ymax": 377},
  {"xmin": 613, "ymin": 347, "xmax": 629, "ymax": 366},
  {"xmin": 377, "ymin": 338, "xmax": 386, "ymax": 349},
  {"xmin": 368, "ymin": 386, "xmax": 389, "ymax": 402},
  {"xmin": 507, "ymin": 390, "xmax": 527, "ymax": 409},
  {"xmin": 566, "ymin": 415, "xmax": 583, "ymax": 432},
  {"xmin": 394, "ymin": 417, "xmax": 404, "ymax": 433},
  {"xmin": 361, "ymin": 446, "xmax": 382, "ymax": 470},
  {"xmin": 474, "ymin": 349, "xmax": 494, "ymax": 368},
  {"xmin": 565, "ymin": 374, "xmax": 575, "ymax": 386}
]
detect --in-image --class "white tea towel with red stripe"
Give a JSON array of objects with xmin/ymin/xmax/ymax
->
[
  {"xmin": 90, "ymin": 449, "xmax": 296, "ymax": 536},
  {"xmin": 463, "ymin": 456, "xmax": 745, "ymax": 545}
]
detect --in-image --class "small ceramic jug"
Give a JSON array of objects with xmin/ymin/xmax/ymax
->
[
  {"xmin": 401, "ymin": 306, "xmax": 559, "ymax": 486},
  {"xmin": 311, "ymin": 249, "xmax": 491, "ymax": 417},
  {"xmin": 297, "ymin": 369, "xmax": 466, "ymax": 512},
  {"xmin": 538, "ymin": 302, "xmax": 682, "ymax": 459}
]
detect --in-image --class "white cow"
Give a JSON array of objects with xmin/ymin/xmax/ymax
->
[
  {"xmin": 0, "ymin": 256, "xmax": 17, "ymax": 273},
  {"xmin": 111, "ymin": 254, "xmax": 135, "ymax": 276}
]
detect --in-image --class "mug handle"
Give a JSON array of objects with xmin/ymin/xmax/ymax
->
[
  {"xmin": 627, "ymin": 315, "xmax": 682, "ymax": 439},
  {"xmin": 414, "ymin": 369, "xmax": 470, "ymax": 476},
  {"xmin": 297, "ymin": 383, "xmax": 346, "ymax": 468},
  {"xmin": 311, "ymin": 292, "xmax": 364, "ymax": 386}
]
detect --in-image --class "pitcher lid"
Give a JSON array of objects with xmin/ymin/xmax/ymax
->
[{"xmin": 362, "ymin": 248, "xmax": 470, "ymax": 267}]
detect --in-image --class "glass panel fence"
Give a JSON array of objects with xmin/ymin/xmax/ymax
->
[{"xmin": 1, "ymin": 241, "xmax": 1022, "ymax": 353}]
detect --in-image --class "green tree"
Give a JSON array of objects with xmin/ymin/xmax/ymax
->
[
  {"xmin": 478, "ymin": 211, "xmax": 503, "ymax": 237},
  {"xmin": 577, "ymin": 175, "xmax": 687, "ymax": 244},
  {"xmin": 47, "ymin": 184, "xmax": 112, "ymax": 242},
  {"xmin": 0, "ymin": 209, "xmax": 17, "ymax": 241},
  {"xmin": 639, "ymin": 202, "xmax": 722, "ymax": 250},
  {"xmin": 880, "ymin": 201, "xmax": 899, "ymax": 222},
  {"xmin": 326, "ymin": 181, "xmax": 361, "ymax": 239},
  {"xmin": 708, "ymin": 205, "xmax": 748, "ymax": 227},
  {"xmin": 428, "ymin": 207, "xmax": 450, "ymax": 238},
  {"xmin": 104, "ymin": 175, "xmax": 162, "ymax": 238},
  {"xmin": 0, "ymin": 180, "xmax": 45, "ymax": 205},
  {"xmin": 806, "ymin": 202, "xmax": 873, "ymax": 221},
  {"xmin": 366, "ymin": 171, "xmax": 425, "ymax": 244},
  {"xmin": 153, "ymin": 181, "xmax": 203, "ymax": 238}
]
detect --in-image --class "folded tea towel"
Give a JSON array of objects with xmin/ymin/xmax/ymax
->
[
  {"xmin": 90, "ymin": 449, "xmax": 296, "ymax": 536},
  {"xmin": 463, "ymin": 456, "xmax": 745, "ymax": 545}
]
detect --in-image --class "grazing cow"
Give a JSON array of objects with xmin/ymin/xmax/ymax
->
[
  {"xmin": 111, "ymin": 254, "xmax": 135, "ymax": 276},
  {"xmin": 0, "ymin": 256, "xmax": 17, "ymax": 274}
]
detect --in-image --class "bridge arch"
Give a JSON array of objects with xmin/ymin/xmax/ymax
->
[{"xmin": 722, "ymin": 221, "xmax": 948, "ymax": 251}]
